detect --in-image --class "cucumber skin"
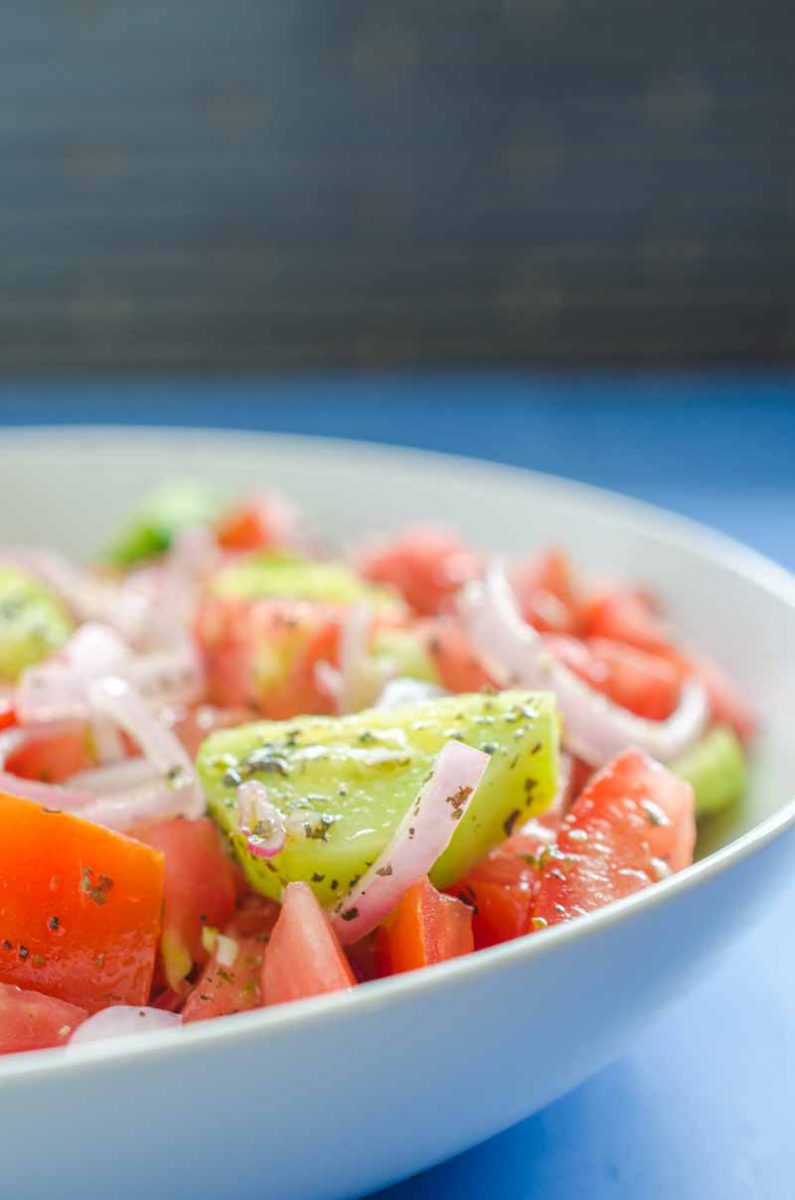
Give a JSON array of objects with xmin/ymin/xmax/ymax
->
[
  {"xmin": 673, "ymin": 725, "xmax": 748, "ymax": 818},
  {"xmin": 198, "ymin": 690, "xmax": 560, "ymax": 904},
  {"xmin": 104, "ymin": 480, "xmax": 220, "ymax": 567}
]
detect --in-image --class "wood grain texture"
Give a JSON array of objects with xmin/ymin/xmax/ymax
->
[{"xmin": 2, "ymin": 2, "xmax": 793, "ymax": 369}]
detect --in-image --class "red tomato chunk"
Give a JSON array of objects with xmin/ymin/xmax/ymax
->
[
  {"xmin": 0, "ymin": 982, "xmax": 88, "ymax": 1054},
  {"xmin": 377, "ymin": 877, "xmax": 474, "ymax": 974},
  {"xmin": 262, "ymin": 882, "xmax": 356, "ymax": 1006},
  {"xmin": 534, "ymin": 749, "xmax": 695, "ymax": 927},
  {"xmin": 0, "ymin": 791, "xmax": 164, "ymax": 1012}
]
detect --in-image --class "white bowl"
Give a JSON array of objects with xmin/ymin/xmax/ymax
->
[{"xmin": 0, "ymin": 427, "xmax": 793, "ymax": 1200}]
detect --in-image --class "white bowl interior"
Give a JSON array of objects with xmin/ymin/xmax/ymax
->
[
  {"xmin": 1, "ymin": 426, "xmax": 794, "ymax": 1200},
  {"xmin": 3, "ymin": 425, "xmax": 793, "ymax": 850}
]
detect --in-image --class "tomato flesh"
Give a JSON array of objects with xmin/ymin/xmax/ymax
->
[
  {"xmin": 0, "ymin": 982, "xmax": 88, "ymax": 1054},
  {"xmin": 687, "ymin": 654, "xmax": 757, "ymax": 743},
  {"xmin": 133, "ymin": 817, "xmax": 238, "ymax": 995},
  {"xmin": 195, "ymin": 594, "xmax": 341, "ymax": 718},
  {"xmin": 182, "ymin": 932, "xmax": 266, "ymax": 1023},
  {"xmin": 216, "ymin": 500, "xmax": 287, "ymax": 552},
  {"xmin": 262, "ymin": 882, "xmax": 355, "ymax": 1006},
  {"xmin": 450, "ymin": 819, "xmax": 558, "ymax": 948},
  {"xmin": 0, "ymin": 701, "xmax": 15, "ymax": 733},
  {"xmin": 357, "ymin": 526, "xmax": 482, "ymax": 616},
  {"xmin": 377, "ymin": 877, "xmax": 474, "ymax": 973},
  {"xmin": 0, "ymin": 791, "xmax": 164, "ymax": 1011},
  {"xmin": 580, "ymin": 587, "xmax": 673, "ymax": 655},
  {"xmin": 183, "ymin": 895, "xmax": 280, "ymax": 1022},
  {"xmin": 546, "ymin": 635, "xmax": 681, "ymax": 721},
  {"xmin": 511, "ymin": 548, "xmax": 581, "ymax": 635},
  {"xmin": 419, "ymin": 618, "xmax": 495, "ymax": 693},
  {"xmin": 534, "ymin": 749, "xmax": 695, "ymax": 927},
  {"xmin": 5, "ymin": 721, "xmax": 94, "ymax": 784}
]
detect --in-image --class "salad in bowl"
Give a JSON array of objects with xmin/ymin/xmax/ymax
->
[{"xmin": 0, "ymin": 481, "xmax": 754, "ymax": 1055}]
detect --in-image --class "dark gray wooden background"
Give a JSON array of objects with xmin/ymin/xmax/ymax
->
[{"xmin": 2, "ymin": 2, "xmax": 793, "ymax": 370}]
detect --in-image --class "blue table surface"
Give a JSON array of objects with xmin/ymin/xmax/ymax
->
[{"xmin": 1, "ymin": 370, "xmax": 793, "ymax": 1200}]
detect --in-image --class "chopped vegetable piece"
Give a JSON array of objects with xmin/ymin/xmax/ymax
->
[
  {"xmin": 0, "ymin": 566, "xmax": 74, "ymax": 681},
  {"xmin": 182, "ymin": 897, "xmax": 279, "ymax": 1024},
  {"xmin": 672, "ymin": 725, "xmax": 748, "ymax": 818},
  {"xmin": 687, "ymin": 655, "xmax": 758, "ymax": 744},
  {"xmin": 545, "ymin": 635, "xmax": 681, "ymax": 721},
  {"xmin": 207, "ymin": 551, "xmax": 403, "ymax": 611},
  {"xmin": 330, "ymin": 740, "xmax": 489, "ymax": 945},
  {"xmin": 215, "ymin": 494, "xmax": 295, "ymax": 553},
  {"xmin": 104, "ymin": 480, "xmax": 221, "ymax": 567},
  {"xmin": 511, "ymin": 548, "xmax": 581, "ymax": 635},
  {"xmin": 0, "ymin": 981, "xmax": 88, "ymax": 1054},
  {"xmin": 195, "ymin": 594, "xmax": 343, "ymax": 718},
  {"xmin": 376, "ymin": 877, "xmax": 474, "ymax": 974},
  {"xmin": 418, "ymin": 618, "xmax": 495, "ymax": 693},
  {"xmin": 534, "ymin": 748, "xmax": 695, "ymax": 926},
  {"xmin": 3, "ymin": 720, "xmax": 94, "ymax": 783},
  {"xmin": 0, "ymin": 790, "xmax": 164, "ymax": 1011},
  {"xmin": 262, "ymin": 882, "xmax": 355, "ymax": 1005},
  {"xmin": 70, "ymin": 1005, "xmax": 180, "ymax": 1044},
  {"xmin": 357, "ymin": 525, "xmax": 482, "ymax": 616},
  {"xmin": 197, "ymin": 690, "xmax": 559, "ymax": 905},
  {"xmin": 133, "ymin": 817, "xmax": 237, "ymax": 994},
  {"xmin": 449, "ymin": 818, "xmax": 558, "ymax": 948}
]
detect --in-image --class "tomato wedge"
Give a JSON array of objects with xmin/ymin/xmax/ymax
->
[
  {"xmin": 0, "ymin": 701, "xmax": 15, "ymax": 733},
  {"xmin": 4, "ymin": 721, "xmax": 94, "ymax": 784},
  {"xmin": 534, "ymin": 749, "xmax": 695, "ymax": 927},
  {"xmin": 195, "ymin": 594, "xmax": 341, "ymax": 718},
  {"xmin": 449, "ymin": 820, "xmax": 557, "ymax": 949},
  {"xmin": 133, "ymin": 817, "xmax": 238, "ymax": 995},
  {"xmin": 579, "ymin": 587, "xmax": 755, "ymax": 739},
  {"xmin": 580, "ymin": 586, "xmax": 672, "ymax": 655},
  {"xmin": 546, "ymin": 635, "xmax": 681, "ymax": 721},
  {"xmin": 182, "ymin": 896, "xmax": 279, "ymax": 1023},
  {"xmin": 419, "ymin": 618, "xmax": 495, "ymax": 693},
  {"xmin": 0, "ymin": 982, "xmax": 88, "ymax": 1054},
  {"xmin": 687, "ymin": 654, "xmax": 757, "ymax": 743},
  {"xmin": 183, "ymin": 932, "xmax": 267, "ymax": 1023},
  {"xmin": 377, "ymin": 877, "xmax": 474, "ymax": 974},
  {"xmin": 262, "ymin": 882, "xmax": 355, "ymax": 1006},
  {"xmin": 215, "ymin": 499, "xmax": 287, "ymax": 552},
  {"xmin": 511, "ymin": 548, "xmax": 581, "ymax": 635},
  {"xmin": 0, "ymin": 791, "xmax": 164, "ymax": 1011},
  {"xmin": 357, "ymin": 526, "xmax": 482, "ymax": 616}
]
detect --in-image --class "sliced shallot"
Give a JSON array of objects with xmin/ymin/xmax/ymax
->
[
  {"xmin": 0, "ymin": 768, "xmax": 94, "ymax": 812},
  {"xmin": 236, "ymin": 780, "xmax": 286, "ymax": 858},
  {"xmin": 329, "ymin": 739, "xmax": 489, "ymax": 945},
  {"xmin": 16, "ymin": 623, "xmax": 201, "ymax": 723},
  {"xmin": 69, "ymin": 1006, "xmax": 181, "ymax": 1046},
  {"xmin": 375, "ymin": 676, "xmax": 447, "ymax": 710},
  {"xmin": 0, "ymin": 722, "xmax": 95, "ymax": 811},
  {"xmin": 88, "ymin": 677, "xmax": 205, "ymax": 819},
  {"xmin": 73, "ymin": 781, "xmax": 197, "ymax": 832},
  {"xmin": 459, "ymin": 564, "xmax": 707, "ymax": 767}
]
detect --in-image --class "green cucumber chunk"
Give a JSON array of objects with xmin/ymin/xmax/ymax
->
[
  {"xmin": 0, "ymin": 566, "xmax": 74, "ymax": 681},
  {"xmin": 673, "ymin": 725, "xmax": 748, "ymax": 818},
  {"xmin": 198, "ymin": 690, "xmax": 559, "ymax": 904},
  {"xmin": 104, "ymin": 480, "xmax": 220, "ymax": 567},
  {"xmin": 369, "ymin": 628, "xmax": 439, "ymax": 684},
  {"xmin": 208, "ymin": 550, "xmax": 403, "ymax": 613}
]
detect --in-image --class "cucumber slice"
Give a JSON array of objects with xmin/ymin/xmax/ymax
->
[
  {"xmin": 208, "ymin": 551, "xmax": 403, "ymax": 613},
  {"xmin": 673, "ymin": 725, "xmax": 748, "ymax": 818},
  {"xmin": 104, "ymin": 480, "xmax": 220, "ymax": 567},
  {"xmin": 369, "ymin": 628, "xmax": 439, "ymax": 685},
  {"xmin": 0, "ymin": 566, "xmax": 74, "ymax": 681},
  {"xmin": 198, "ymin": 690, "xmax": 559, "ymax": 904}
]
